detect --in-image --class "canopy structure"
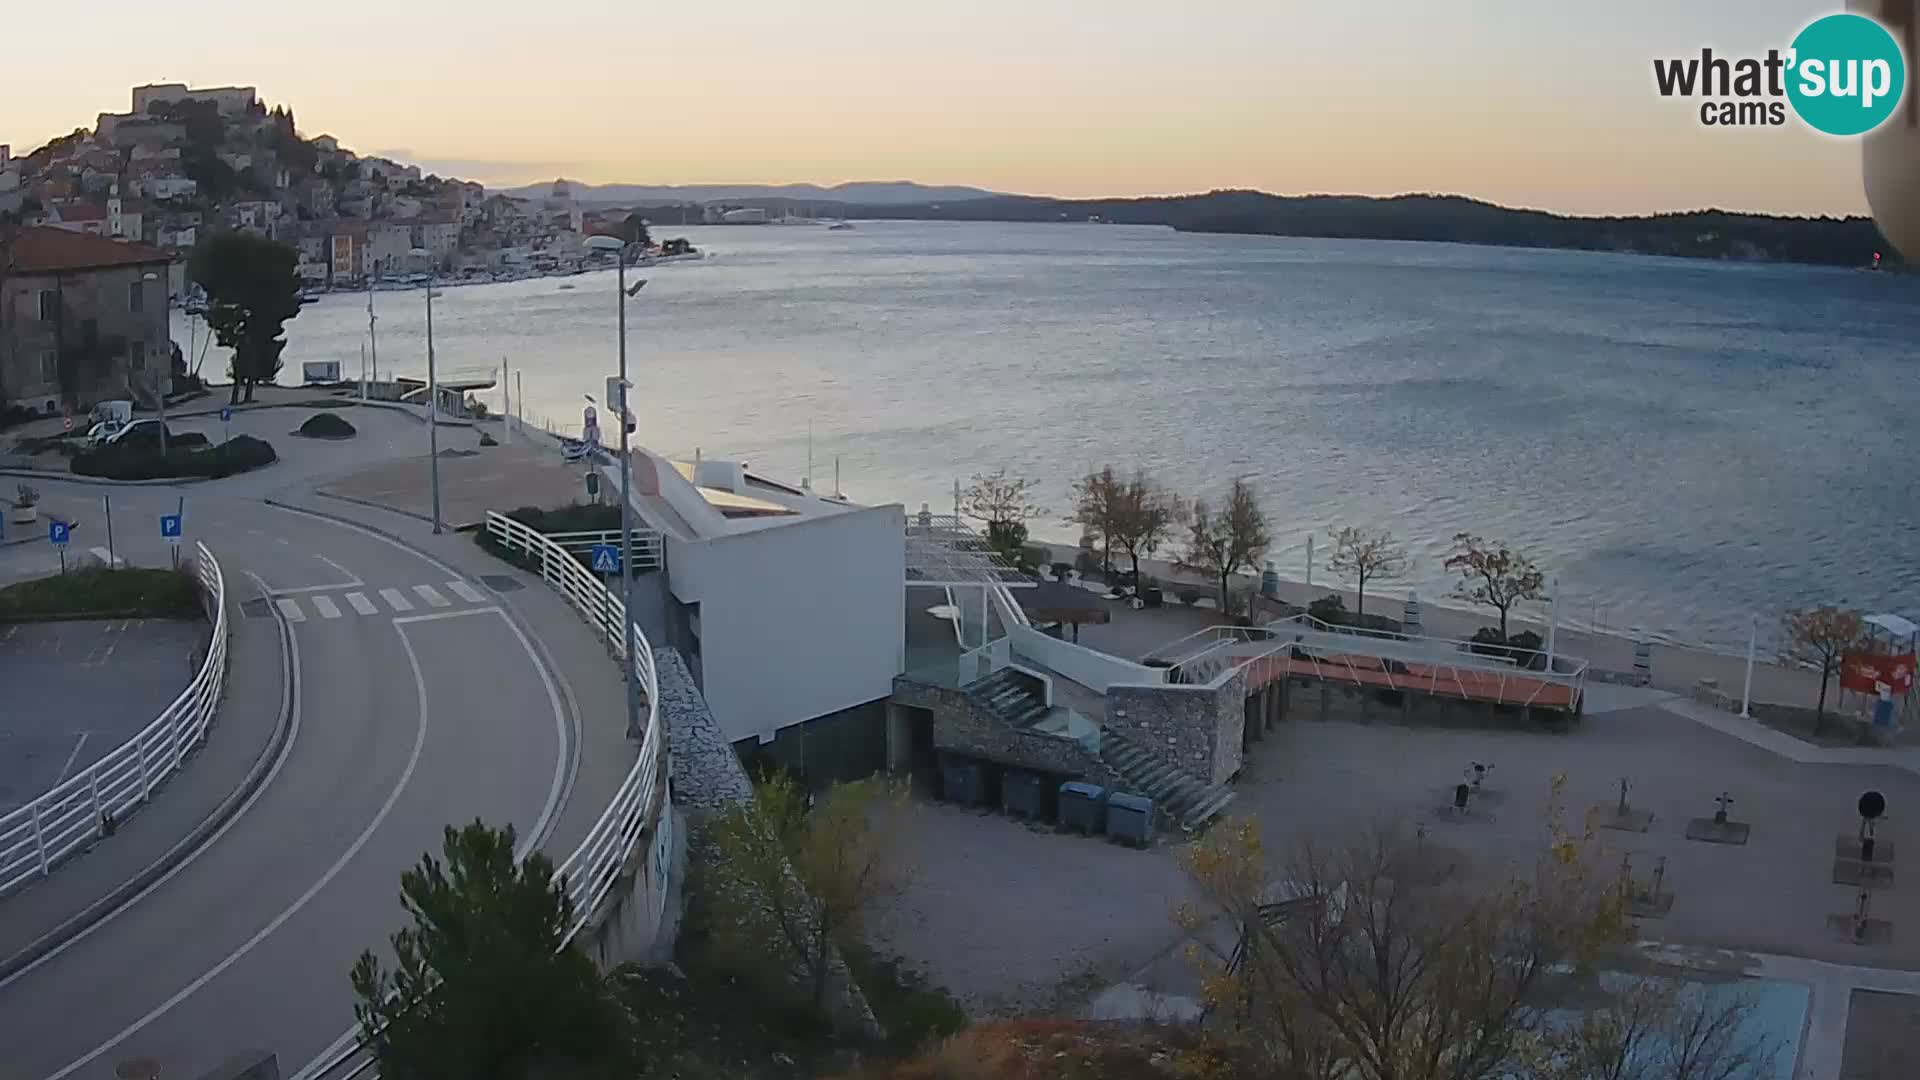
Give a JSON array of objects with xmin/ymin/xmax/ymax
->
[
  {"xmin": 1019, "ymin": 580, "xmax": 1112, "ymax": 638},
  {"xmin": 1866, "ymin": 613, "xmax": 1918, "ymax": 640},
  {"xmin": 903, "ymin": 510, "xmax": 1033, "ymax": 588}
]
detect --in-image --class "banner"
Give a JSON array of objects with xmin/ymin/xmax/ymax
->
[{"xmin": 1841, "ymin": 652, "xmax": 1916, "ymax": 695}]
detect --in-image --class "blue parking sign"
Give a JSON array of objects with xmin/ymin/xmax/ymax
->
[
  {"xmin": 220, "ymin": 407, "xmax": 233, "ymax": 423},
  {"xmin": 160, "ymin": 513, "xmax": 183, "ymax": 540},
  {"xmin": 49, "ymin": 521, "xmax": 70, "ymax": 546},
  {"xmin": 590, "ymin": 544, "xmax": 620, "ymax": 573}
]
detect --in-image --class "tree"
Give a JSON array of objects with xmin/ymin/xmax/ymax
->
[
  {"xmin": 1179, "ymin": 478, "xmax": 1270, "ymax": 617},
  {"xmin": 189, "ymin": 232, "xmax": 302, "ymax": 404},
  {"xmin": 1178, "ymin": 805, "xmax": 1773, "ymax": 1080},
  {"xmin": 1325, "ymin": 525, "xmax": 1408, "ymax": 623},
  {"xmin": 1780, "ymin": 605, "xmax": 1868, "ymax": 735},
  {"xmin": 1443, "ymin": 532, "xmax": 1545, "ymax": 640},
  {"xmin": 1065, "ymin": 466, "xmax": 1122, "ymax": 575},
  {"xmin": 1530, "ymin": 976, "xmax": 1777, "ymax": 1080},
  {"xmin": 1111, "ymin": 471, "xmax": 1185, "ymax": 581},
  {"xmin": 701, "ymin": 773, "xmax": 912, "ymax": 1014},
  {"xmin": 350, "ymin": 821, "xmax": 628, "ymax": 1080},
  {"xmin": 959, "ymin": 468, "xmax": 1044, "ymax": 566}
]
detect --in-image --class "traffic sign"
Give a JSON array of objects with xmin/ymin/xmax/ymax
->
[
  {"xmin": 160, "ymin": 513, "xmax": 183, "ymax": 540},
  {"xmin": 49, "ymin": 521, "xmax": 70, "ymax": 546},
  {"xmin": 590, "ymin": 544, "xmax": 620, "ymax": 574},
  {"xmin": 584, "ymin": 471, "xmax": 600, "ymax": 498},
  {"xmin": 220, "ymin": 407, "xmax": 233, "ymax": 423}
]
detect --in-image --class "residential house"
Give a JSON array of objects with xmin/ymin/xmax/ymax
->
[
  {"xmin": 387, "ymin": 194, "xmax": 424, "ymax": 220},
  {"xmin": 1, "ymin": 227, "xmax": 173, "ymax": 414},
  {"xmin": 231, "ymin": 199, "xmax": 284, "ymax": 239},
  {"xmin": 142, "ymin": 175, "xmax": 198, "ymax": 202},
  {"xmin": 311, "ymin": 134, "xmax": 339, "ymax": 153},
  {"xmin": 364, "ymin": 221, "xmax": 414, "ymax": 276},
  {"xmin": 45, "ymin": 203, "xmax": 110, "ymax": 236},
  {"xmin": 294, "ymin": 235, "xmax": 329, "ymax": 283},
  {"xmin": 328, "ymin": 224, "xmax": 366, "ymax": 284},
  {"xmin": 414, "ymin": 217, "xmax": 461, "ymax": 265}
]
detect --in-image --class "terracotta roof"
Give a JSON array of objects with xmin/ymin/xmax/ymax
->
[
  {"xmin": 7, "ymin": 226, "xmax": 173, "ymax": 273},
  {"xmin": 52, "ymin": 203, "xmax": 109, "ymax": 221}
]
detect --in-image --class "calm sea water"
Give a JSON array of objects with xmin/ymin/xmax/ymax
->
[{"xmin": 250, "ymin": 221, "xmax": 1920, "ymax": 651}]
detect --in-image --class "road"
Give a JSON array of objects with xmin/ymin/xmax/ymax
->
[{"xmin": 0, "ymin": 479, "xmax": 576, "ymax": 1080}]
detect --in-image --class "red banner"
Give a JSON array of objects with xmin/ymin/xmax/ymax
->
[{"xmin": 1841, "ymin": 653, "xmax": 1916, "ymax": 695}]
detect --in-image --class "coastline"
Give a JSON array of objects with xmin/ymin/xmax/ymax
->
[{"xmin": 1032, "ymin": 540, "xmax": 1831, "ymax": 715}]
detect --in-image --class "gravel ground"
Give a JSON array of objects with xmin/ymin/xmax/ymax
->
[{"xmin": 867, "ymin": 800, "xmax": 1196, "ymax": 1017}]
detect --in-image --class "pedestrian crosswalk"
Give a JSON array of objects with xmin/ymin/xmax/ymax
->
[{"xmin": 269, "ymin": 581, "xmax": 492, "ymax": 623}]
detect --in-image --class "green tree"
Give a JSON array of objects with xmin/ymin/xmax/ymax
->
[
  {"xmin": 189, "ymin": 232, "xmax": 302, "ymax": 405},
  {"xmin": 1780, "ymin": 605, "xmax": 1869, "ymax": 735},
  {"xmin": 702, "ymin": 773, "xmax": 913, "ymax": 1014},
  {"xmin": 959, "ymin": 468, "xmax": 1044, "ymax": 570},
  {"xmin": 350, "ymin": 820, "xmax": 628, "ymax": 1080}
]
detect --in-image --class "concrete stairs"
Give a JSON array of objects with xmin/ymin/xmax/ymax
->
[
  {"xmin": 1099, "ymin": 730, "xmax": 1236, "ymax": 832},
  {"xmin": 969, "ymin": 668, "xmax": 1050, "ymax": 728}
]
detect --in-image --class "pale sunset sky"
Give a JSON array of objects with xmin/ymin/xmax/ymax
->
[{"xmin": 0, "ymin": 0, "xmax": 1875, "ymax": 216}]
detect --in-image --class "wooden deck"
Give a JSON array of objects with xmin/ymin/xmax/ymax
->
[{"xmin": 1242, "ymin": 651, "xmax": 1579, "ymax": 710}]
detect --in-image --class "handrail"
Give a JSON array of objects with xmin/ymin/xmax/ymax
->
[
  {"xmin": 0, "ymin": 541, "xmax": 229, "ymax": 897},
  {"xmin": 482, "ymin": 510, "xmax": 666, "ymax": 940}
]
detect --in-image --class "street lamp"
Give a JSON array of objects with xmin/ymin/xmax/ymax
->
[
  {"xmin": 409, "ymin": 248, "xmax": 443, "ymax": 534},
  {"xmin": 585, "ymin": 233, "xmax": 648, "ymax": 740},
  {"xmin": 141, "ymin": 271, "xmax": 170, "ymax": 454}
]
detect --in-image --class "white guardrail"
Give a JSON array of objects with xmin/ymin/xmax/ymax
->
[
  {"xmin": 0, "ymin": 541, "xmax": 228, "ymax": 897},
  {"xmin": 482, "ymin": 510, "xmax": 666, "ymax": 940}
]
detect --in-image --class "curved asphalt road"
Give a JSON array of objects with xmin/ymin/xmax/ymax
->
[{"xmin": 0, "ymin": 483, "xmax": 574, "ymax": 1080}]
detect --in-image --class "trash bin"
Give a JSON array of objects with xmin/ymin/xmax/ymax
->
[
  {"xmin": 942, "ymin": 757, "xmax": 985, "ymax": 806},
  {"xmin": 1058, "ymin": 781, "xmax": 1106, "ymax": 834},
  {"xmin": 1002, "ymin": 770, "xmax": 1044, "ymax": 820},
  {"xmin": 1106, "ymin": 792, "xmax": 1154, "ymax": 847}
]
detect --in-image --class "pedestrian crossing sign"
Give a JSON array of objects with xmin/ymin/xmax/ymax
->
[{"xmin": 590, "ymin": 544, "xmax": 620, "ymax": 573}]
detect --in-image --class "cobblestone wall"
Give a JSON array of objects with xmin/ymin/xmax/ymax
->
[
  {"xmin": 1104, "ymin": 671, "xmax": 1247, "ymax": 785},
  {"xmin": 893, "ymin": 676, "xmax": 1116, "ymax": 787}
]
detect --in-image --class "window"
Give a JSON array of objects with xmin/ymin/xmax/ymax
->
[
  {"xmin": 131, "ymin": 340, "xmax": 147, "ymax": 371},
  {"xmin": 129, "ymin": 280, "xmax": 145, "ymax": 313},
  {"xmin": 40, "ymin": 351, "xmax": 58, "ymax": 385},
  {"xmin": 38, "ymin": 290, "xmax": 58, "ymax": 321}
]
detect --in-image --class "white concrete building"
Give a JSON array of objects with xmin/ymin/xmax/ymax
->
[{"xmin": 601, "ymin": 448, "xmax": 906, "ymax": 770}]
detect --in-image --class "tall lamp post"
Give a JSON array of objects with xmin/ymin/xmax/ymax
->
[
  {"xmin": 585, "ymin": 233, "xmax": 647, "ymax": 739},
  {"xmin": 410, "ymin": 248, "xmax": 443, "ymax": 534}
]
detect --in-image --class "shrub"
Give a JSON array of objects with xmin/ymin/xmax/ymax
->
[
  {"xmin": 1176, "ymin": 587, "xmax": 1202, "ymax": 606},
  {"xmin": 172, "ymin": 431, "xmax": 210, "ymax": 449},
  {"xmin": 0, "ymin": 566, "xmax": 201, "ymax": 619},
  {"xmin": 296, "ymin": 412, "xmax": 357, "ymax": 438},
  {"xmin": 1308, "ymin": 593, "xmax": 1347, "ymax": 625},
  {"xmin": 1468, "ymin": 626, "xmax": 1509, "ymax": 656},
  {"xmin": 72, "ymin": 435, "xmax": 277, "ymax": 480},
  {"xmin": 478, "ymin": 431, "xmax": 498, "ymax": 447}
]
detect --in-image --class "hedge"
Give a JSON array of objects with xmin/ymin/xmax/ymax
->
[
  {"xmin": 0, "ymin": 567, "xmax": 201, "ymax": 620},
  {"xmin": 72, "ymin": 435, "xmax": 277, "ymax": 481},
  {"xmin": 296, "ymin": 412, "xmax": 357, "ymax": 439}
]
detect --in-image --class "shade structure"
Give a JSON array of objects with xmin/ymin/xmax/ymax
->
[{"xmin": 1020, "ymin": 580, "xmax": 1113, "ymax": 627}]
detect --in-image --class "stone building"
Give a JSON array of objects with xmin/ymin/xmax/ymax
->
[{"xmin": 1, "ymin": 227, "xmax": 173, "ymax": 414}]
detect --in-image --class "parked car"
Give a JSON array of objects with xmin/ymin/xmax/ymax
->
[{"xmin": 102, "ymin": 419, "xmax": 174, "ymax": 449}]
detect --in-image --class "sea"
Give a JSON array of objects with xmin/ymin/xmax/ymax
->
[{"xmin": 230, "ymin": 220, "xmax": 1920, "ymax": 653}]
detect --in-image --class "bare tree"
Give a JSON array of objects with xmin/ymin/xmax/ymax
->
[
  {"xmin": 1179, "ymin": 478, "xmax": 1270, "ymax": 617},
  {"xmin": 1325, "ymin": 525, "xmax": 1408, "ymax": 622},
  {"xmin": 1780, "ymin": 605, "xmax": 1869, "ymax": 735},
  {"xmin": 1178, "ymin": 803, "xmax": 1772, "ymax": 1080},
  {"xmin": 959, "ymin": 467, "xmax": 1044, "ymax": 564},
  {"xmin": 1444, "ymin": 532, "xmax": 1546, "ymax": 640},
  {"xmin": 1114, "ymin": 471, "xmax": 1186, "ymax": 581},
  {"xmin": 700, "ymin": 773, "xmax": 913, "ymax": 1013},
  {"xmin": 1065, "ymin": 465, "xmax": 1122, "ymax": 576}
]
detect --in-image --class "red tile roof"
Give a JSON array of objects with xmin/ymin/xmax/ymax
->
[
  {"xmin": 52, "ymin": 203, "xmax": 109, "ymax": 221},
  {"xmin": 7, "ymin": 226, "xmax": 173, "ymax": 273}
]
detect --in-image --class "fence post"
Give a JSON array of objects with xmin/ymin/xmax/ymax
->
[
  {"xmin": 136, "ymin": 734, "xmax": 152, "ymax": 800},
  {"xmin": 31, "ymin": 802, "xmax": 49, "ymax": 876},
  {"xmin": 90, "ymin": 769, "xmax": 103, "ymax": 837}
]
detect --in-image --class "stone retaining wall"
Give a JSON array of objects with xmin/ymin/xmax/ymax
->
[{"xmin": 1104, "ymin": 671, "xmax": 1247, "ymax": 785}]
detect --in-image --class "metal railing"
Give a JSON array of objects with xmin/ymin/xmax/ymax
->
[
  {"xmin": 0, "ymin": 541, "xmax": 228, "ymax": 897},
  {"xmin": 539, "ymin": 527, "xmax": 665, "ymax": 571},
  {"xmin": 306, "ymin": 515, "xmax": 672, "ymax": 1080},
  {"xmin": 481, "ymin": 509, "xmax": 666, "ymax": 940}
]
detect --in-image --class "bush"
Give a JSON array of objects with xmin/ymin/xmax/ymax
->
[
  {"xmin": 296, "ymin": 412, "xmax": 357, "ymax": 438},
  {"xmin": 1176, "ymin": 587, "xmax": 1202, "ymax": 606},
  {"xmin": 172, "ymin": 431, "xmax": 210, "ymax": 449},
  {"xmin": 0, "ymin": 567, "xmax": 201, "ymax": 619},
  {"xmin": 1308, "ymin": 593, "xmax": 1347, "ymax": 625},
  {"xmin": 478, "ymin": 431, "xmax": 498, "ymax": 447},
  {"xmin": 72, "ymin": 434, "xmax": 277, "ymax": 480},
  {"xmin": 1073, "ymin": 550, "xmax": 1100, "ymax": 576}
]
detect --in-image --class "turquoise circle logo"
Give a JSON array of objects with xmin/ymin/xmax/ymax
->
[{"xmin": 1787, "ymin": 13, "xmax": 1907, "ymax": 136}]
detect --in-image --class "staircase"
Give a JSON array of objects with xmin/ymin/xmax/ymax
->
[
  {"xmin": 969, "ymin": 668, "xmax": 1050, "ymax": 728},
  {"xmin": 1099, "ymin": 730, "xmax": 1236, "ymax": 832}
]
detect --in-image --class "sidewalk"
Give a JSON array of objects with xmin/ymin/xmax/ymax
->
[
  {"xmin": 0, "ymin": 584, "xmax": 289, "ymax": 979},
  {"xmin": 1658, "ymin": 697, "xmax": 1920, "ymax": 777},
  {"xmin": 263, "ymin": 490, "xmax": 639, "ymax": 875}
]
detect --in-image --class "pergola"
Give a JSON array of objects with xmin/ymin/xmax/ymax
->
[
  {"xmin": 1019, "ymin": 580, "xmax": 1112, "ymax": 641},
  {"xmin": 903, "ymin": 509, "xmax": 1034, "ymax": 646}
]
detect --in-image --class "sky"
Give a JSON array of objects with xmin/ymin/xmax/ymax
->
[{"xmin": 0, "ymin": 0, "xmax": 1881, "ymax": 216}]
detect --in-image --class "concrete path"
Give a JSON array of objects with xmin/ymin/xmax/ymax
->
[{"xmin": 0, "ymin": 476, "xmax": 615, "ymax": 1080}]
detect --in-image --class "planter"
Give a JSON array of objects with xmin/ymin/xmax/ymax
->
[
  {"xmin": 1141, "ymin": 587, "xmax": 1164, "ymax": 608},
  {"xmin": 9, "ymin": 505, "xmax": 36, "ymax": 526}
]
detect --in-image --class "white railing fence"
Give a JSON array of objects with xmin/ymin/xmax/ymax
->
[
  {"xmin": 0, "ymin": 541, "xmax": 229, "ymax": 897},
  {"xmin": 307, "ymin": 514, "xmax": 670, "ymax": 1080},
  {"xmin": 480, "ymin": 510, "xmax": 666, "ymax": 939},
  {"xmin": 540, "ymin": 528, "xmax": 665, "ymax": 571}
]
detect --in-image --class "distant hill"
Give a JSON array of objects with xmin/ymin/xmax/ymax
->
[{"xmin": 506, "ymin": 179, "xmax": 1002, "ymax": 207}]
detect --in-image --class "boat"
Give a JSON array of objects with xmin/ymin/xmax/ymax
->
[
  {"xmin": 558, "ymin": 283, "xmax": 576, "ymax": 290},
  {"xmin": 828, "ymin": 221, "xmax": 855, "ymax": 231}
]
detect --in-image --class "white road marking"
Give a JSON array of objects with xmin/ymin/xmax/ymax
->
[
  {"xmin": 0, "ymin": 569, "xmax": 303, "ymax": 991},
  {"xmin": 378, "ymin": 588, "xmax": 413, "ymax": 612},
  {"xmin": 310, "ymin": 595, "xmax": 342, "ymax": 620},
  {"xmin": 44, "ymin": 601, "xmax": 432, "ymax": 1080},
  {"xmin": 312, "ymin": 554, "xmax": 361, "ymax": 586},
  {"xmin": 344, "ymin": 592, "xmax": 378, "ymax": 616},
  {"xmin": 412, "ymin": 584, "xmax": 450, "ymax": 608},
  {"xmin": 274, "ymin": 598, "xmax": 305, "ymax": 623},
  {"xmin": 445, "ymin": 579, "xmax": 486, "ymax": 604},
  {"xmin": 391, "ymin": 606, "xmax": 500, "ymax": 626},
  {"xmin": 54, "ymin": 733, "xmax": 90, "ymax": 786}
]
